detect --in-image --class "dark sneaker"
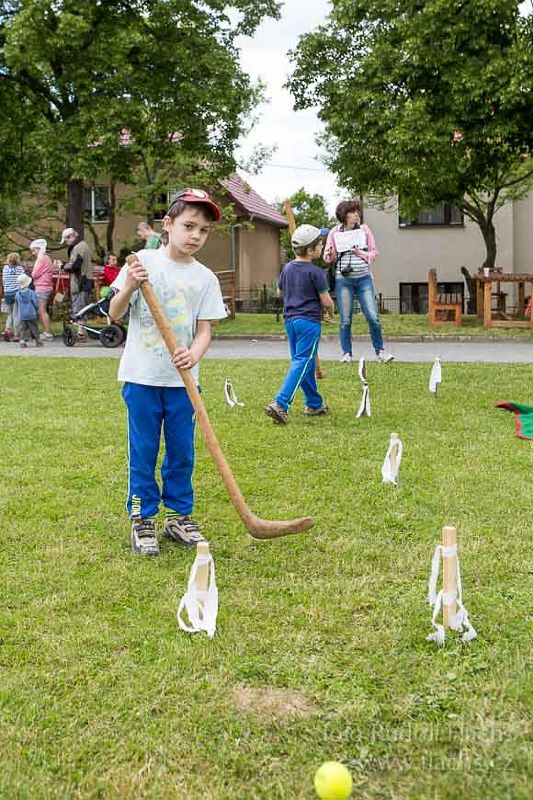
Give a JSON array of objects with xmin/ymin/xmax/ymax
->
[
  {"xmin": 163, "ymin": 515, "xmax": 206, "ymax": 547},
  {"xmin": 265, "ymin": 401, "xmax": 289, "ymax": 425},
  {"xmin": 131, "ymin": 519, "xmax": 159, "ymax": 556},
  {"xmin": 304, "ymin": 405, "xmax": 329, "ymax": 416}
]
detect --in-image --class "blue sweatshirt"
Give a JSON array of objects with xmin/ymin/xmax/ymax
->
[{"xmin": 16, "ymin": 287, "xmax": 39, "ymax": 321}]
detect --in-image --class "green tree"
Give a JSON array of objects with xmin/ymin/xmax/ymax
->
[
  {"xmin": 288, "ymin": 0, "xmax": 533, "ymax": 269},
  {"xmin": 0, "ymin": 0, "xmax": 279, "ymax": 246},
  {"xmin": 277, "ymin": 187, "xmax": 331, "ymax": 255}
]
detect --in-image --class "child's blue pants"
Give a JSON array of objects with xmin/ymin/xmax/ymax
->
[
  {"xmin": 122, "ymin": 382, "xmax": 195, "ymax": 519},
  {"xmin": 275, "ymin": 317, "xmax": 324, "ymax": 411}
]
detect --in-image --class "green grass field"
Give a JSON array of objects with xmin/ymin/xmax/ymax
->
[
  {"xmin": 4, "ymin": 310, "xmax": 533, "ymax": 340},
  {"xmin": 1, "ymin": 357, "xmax": 531, "ymax": 799},
  {"xmin": 214, "ymin": 313, "xmax": 533, "ymax": 339}
]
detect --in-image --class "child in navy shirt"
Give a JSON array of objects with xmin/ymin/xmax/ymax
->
[{"xmin": 265, "ymin": 225, "xmax": 334, "ymax": 424}]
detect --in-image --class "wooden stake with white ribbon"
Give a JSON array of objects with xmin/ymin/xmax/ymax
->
[
  {"xmin": 382, "ymin": 432, "xmax": 402, "ymax": 485},
  {"xmin": 429, "ymin": 357, "xmax": 442, "ymax": 395},
  {"xmin": 177, "ymin": 541, "xmax": 218, "ymax": 638},
  {"xmin": 356, "ymin": 357, "xmax": 371, "ymax": 418},
  {"xmin": 427, "ymin": 525, "xmax": 477, "ymax": 645}
]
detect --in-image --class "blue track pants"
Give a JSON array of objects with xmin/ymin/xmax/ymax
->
[
  {"xmin": 122, "ymin": 382, "xmax": 195, "ymax": 519},
  {"xmin": 274, "ymin": 317, "xmax": 324, "ymax": 412}
]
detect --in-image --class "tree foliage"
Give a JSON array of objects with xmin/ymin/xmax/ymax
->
[
  {"xmin": 0, "ymin": 0, "xmax": 279, "ymax": 249},
  {"xmin": 288, "ymin": 0, "xmax": 533, "ymax": 268},
  {"xmin": 277, "ymin": 186, "xmax": 331, "ymax": 254}
]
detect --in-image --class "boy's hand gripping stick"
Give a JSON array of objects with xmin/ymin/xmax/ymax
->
[{"xmin": 126, "ymin": 255, "xmax": 313, "ymax": 540}]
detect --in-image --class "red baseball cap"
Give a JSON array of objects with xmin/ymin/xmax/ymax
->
[{"xmin": 169, "ymin": 188, "xmax": 221, "ymax": 221}]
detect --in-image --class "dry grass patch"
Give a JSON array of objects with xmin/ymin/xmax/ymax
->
[{"xmin": 233, "ymin": 686, "xmax": 317, "ymax": 718}]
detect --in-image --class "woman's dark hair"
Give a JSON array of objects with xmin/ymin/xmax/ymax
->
[
  {"xmin": 161, "ymin": 200, "xmax": 217, "ymax": 244},
  {"xmin": 335, "ymin": 199, "xmax": 361, "ymax": 224}
]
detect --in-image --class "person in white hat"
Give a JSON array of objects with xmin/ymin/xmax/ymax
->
[
  {"xmin": 29, "ymin": 238, "xmax": 54, "ymax": 340},
  {"xmin": 60, "ymin": 228, "xmax": 93, "ymax": 338},
  {"xmin": 265, "ymin": 224, "xmax": 334, "ymax": 425}
]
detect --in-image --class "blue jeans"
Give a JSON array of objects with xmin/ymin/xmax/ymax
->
[
  {"xmin": 275, "ymin": 317, "xmax": 324, "ymax": 412},
  {"xmin": 335, "ymin": 273, "xmax": 384, "ymax": 355},
  {"xmin": 122, "ymin": 383, "xmax": 196, "ymax": 519}
]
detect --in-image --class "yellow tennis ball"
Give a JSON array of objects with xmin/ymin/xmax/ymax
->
[{"xmin": 314, "ymin": 761, "xmax": 353, "ymax": 799}]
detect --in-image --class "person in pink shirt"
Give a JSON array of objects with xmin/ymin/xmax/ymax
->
[
  {"xmin": 30, "ymin": 238, "xmax": 54, "ymax": 340},
  {"xmin": 324, "ymin": 199, "xmax": 394, "ymax": 363}
]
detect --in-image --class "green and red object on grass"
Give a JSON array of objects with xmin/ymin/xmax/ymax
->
[{"xmin": 496, "ymin": 402, "xmax": 533, "ymax": 439}]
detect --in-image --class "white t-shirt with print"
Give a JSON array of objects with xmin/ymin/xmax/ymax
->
[{"xmin": 112, "ymin": 248, "xmax": 227, "ymax": 387}]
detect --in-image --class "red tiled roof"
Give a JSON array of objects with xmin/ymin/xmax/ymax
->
[{"xmin": 220, "ymin": 173, "xmax": 288, "ymax": 228}]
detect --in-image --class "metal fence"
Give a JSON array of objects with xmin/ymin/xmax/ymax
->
[{"xmin": 235, "ymin": 286, "xmax": 402, "ymax": 315}]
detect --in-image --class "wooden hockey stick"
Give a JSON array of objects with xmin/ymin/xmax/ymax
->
[{"xmin": 126, "ymin": 257, "xmax": 313, "ymax": 539}]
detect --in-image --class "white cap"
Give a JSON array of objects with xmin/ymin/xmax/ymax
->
[
  {"xmin": 61, "ymin": 227, "xmax": 76, "ymax": 243},
  {"xmin": 291, "ymin": 224, "xmax": 322, "ymax": 248},
  {"xmin": 30, "ymin": 238, "xmax": 47, "ymax": 253},
  {"xmin": 17, "ymin": 273, "xmax": 32, "ymax": 289}
]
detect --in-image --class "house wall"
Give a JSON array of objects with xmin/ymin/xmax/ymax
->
[
  {"xmin": 196, "ymin": 230, "xmax": 233, "ymax": 273},
  {"xmin": 237, "ymin": 219, "xmax": 282, "ymax": 294},
  {"xmin": 85, "ymin": 185, "xmax": 280, "ymax": 291},
  {"xmin": 364, "ymin": 198, "xmax": 515, "ymax": 299},
  {"xmin": 513, "ymin": 193, "xmax": 533, "ymax": 271}
]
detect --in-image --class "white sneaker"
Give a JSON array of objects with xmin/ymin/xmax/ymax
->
[
  {"xmin": 41, "ymin": 332, "xmax": 54, "ymax": 341},
  {"xmin": 340, "ymin": 353, "xmax": 353, "ymax": 363},
  {"xmin": 377, "ymin": 350, "xmax": 395, "ymax": 363}
]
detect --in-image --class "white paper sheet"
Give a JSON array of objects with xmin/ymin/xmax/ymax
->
[{"xmin": 334, "ymin": 228, "xmax": 367, "ymax": 253}]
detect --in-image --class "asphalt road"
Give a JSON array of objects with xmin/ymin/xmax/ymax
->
[{"xmin": 1, "ymin": 335, "xmax": 532, "ymax": 362}]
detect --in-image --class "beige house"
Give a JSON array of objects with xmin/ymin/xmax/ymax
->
[
  {"xmin": 83, "ymin": 172, "xmax": 288, "ymax": 295},
  {"xmin": 364, "ymin": 193, "xmax": 533, "ymax": 312}
]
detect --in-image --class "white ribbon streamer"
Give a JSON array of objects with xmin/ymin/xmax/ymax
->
[
  {"xmin": 177, "ymin": 552, "xmax": 218, "ymax": 638},
  {"xmin": 356, "ymin": 358, "xmax": 371, "ymax": 418},
  {"xmin": 358, "ymin": 356, "xmax": 367, "ymax": 383},
  {"xmin": 382, "ymin": 436, "xmax": 402, "ymax": 485},
  {"xmin": 429, "ymin": 357, "xmax": 442, "ymax": 394},
  {"xmin": 356, "ymin": 382, "xmax": 371, "ymax": 418},
  {"xmin": 426, "ymin": 544, "xmax": 477, "ymax": 645},
  {"xmin": 224, "ymin": 378, "xmax": 245, "ymax": 409}
]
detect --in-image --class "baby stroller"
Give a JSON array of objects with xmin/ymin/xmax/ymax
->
[{"xmin": 62, "ymin": 289, "xmax": 127, "ymax": 348}]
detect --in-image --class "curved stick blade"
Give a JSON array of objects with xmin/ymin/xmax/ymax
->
[{"xmin": 248, "ymin": 515, "xmax": 314, "ymax": 540}]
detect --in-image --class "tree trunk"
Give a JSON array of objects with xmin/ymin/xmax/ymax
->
[
  {"xmin": 106, "ymin": 180, "xmax": 117, "ymax": 254},
  {"xmin": 479, "ymin": 219, "xmax": 497, "ymax": 271},
  {"xmin": 461, "ymin": 194, "xmax": 498, "ymax": 272},
  {"xmin": 86, "ymin": 221, "xmax": 105, "ymax": 262},
  {"xmin": 66, "ymin": 178, "xmax": 85, "ymax": 237}
]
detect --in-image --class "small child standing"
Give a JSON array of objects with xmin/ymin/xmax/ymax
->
[
  {"xmin": 16, "ymin": 273, "xmax": 42, "ymax": 348},
  {"xmin": 2, "ymin": 252, "xmax": 24, "ymax": 341},
  {"xmin": 109, "ymin": 189, "xmax": 227, "ymax": 557},
  {"xmin": 265, "ymin": 224, "xmax": 334, "ymax": 424},
  {"xmin": 103, "ymin": 253, "xmax": 121, "ymax": 286}
]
